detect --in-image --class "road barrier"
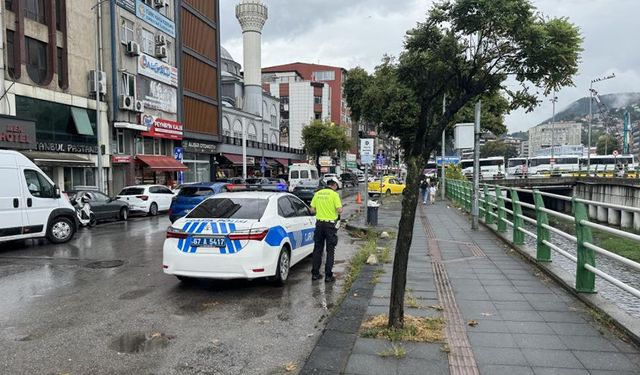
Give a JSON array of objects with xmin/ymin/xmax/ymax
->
[{"xmin": 446, "ymin": 179, "xmax": 640, "ymax": 298}]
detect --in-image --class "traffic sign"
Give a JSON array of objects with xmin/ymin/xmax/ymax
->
[
  {"xmin": 613, "ymin": 150, "xmax": 619, "ymax": 157},
  {"xmin": 376, "ymin": 153, "xmax": 385, "ymax": 166},
  {"xmin": 436, "ymin": 156, "xmax": 460, "ymax": 166},
  {"xmin": 360, "ymin": 138, "xmax": 374, "ymax": 165}
]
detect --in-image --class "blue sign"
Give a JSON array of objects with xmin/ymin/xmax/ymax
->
[
  {"xmin": 174, "ymin": 147, "xmax": 184, "ymax": 184},
  {"xmin": 376, "ymin": 154, "xmax": 385, "ymax": 166},
  {"xmin": 436, "ymin": 156, "xmax": 460, "ymax": 166},
  {"xmin": 260, "ymin": 157, "xmax": 267, "ymax": 174},
  {"xmin": 136, "ymin": 0, "xmax": 176, "ymax": 37}
]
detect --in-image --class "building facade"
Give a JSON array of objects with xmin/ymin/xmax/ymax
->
[{"xmin": 528, "ymin": 121, "xmax": 582, "ymax": 155}]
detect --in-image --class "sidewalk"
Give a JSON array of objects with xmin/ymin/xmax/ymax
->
[{"xmin": 303, "ymin": 199, "xmax": 640, "ymax": 375}]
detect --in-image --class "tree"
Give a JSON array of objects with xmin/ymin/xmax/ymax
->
[
  {"xmin": 596, "ymin": 134, "xmax": 620, "ymax": 155},
  {"xmin": 480, "ymin": 140, "xmax": 519, "ymax": 159},
  {"xmin": 302, "ymin": 120, "xmax": 352, "ymax": 169},
  {"xmin": 345, "ymin": 0, "xmax": 581, "ymax": 329}
]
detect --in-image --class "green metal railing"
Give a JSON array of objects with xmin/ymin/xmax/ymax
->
[{"xmin": 446, "ymin": 179, "xmax": 640, "ymax": 298}]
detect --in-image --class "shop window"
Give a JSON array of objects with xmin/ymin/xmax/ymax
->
[
  {"xmin": 116, "ymin": 129, "xmax": 126, "ymax": 154},
  {"xmin": 141, "ymin": 28, "xmax": 154, "ymax": 55},
  {"xmin": 120, "ymin": 17, "xmax": 134, "ymax": 44},
  {"xmin": 121, "ymin": 72, "xmax": 136, "ymax": 97},
  {"xmin": 143, "ymin": 137, "xmax": 154, "ymax": 155},
  {"xmin": 6, "ymin": 30, "xmax": 15, "ymax": 78},
  {"xmin": 25, "ymin": 0, "xmax": 46, "ymax": 23},
  {"xmin": 64, "ymin": 167, "xmax": 96, "ymax": 191},
  {"xmin": 135, "ymin": 137, "xmax": 143, "ymax": 155},
  {"xmin": 26, "ymin": 37, "xmax": 48, "ymax": 85}
]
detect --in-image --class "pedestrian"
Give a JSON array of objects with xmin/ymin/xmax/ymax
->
[
  {"xmin": 429, "ymin": 183, "xmax": 437, "ymax": 205},
  {"xmin": 310, "ymin": 179, "xmax": 343, "ymax": 282},
  {"xmin": 420, "ymin": 175, "xmax": 429, "ymax": 204}
]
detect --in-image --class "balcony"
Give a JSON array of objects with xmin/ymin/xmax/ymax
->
[{"xmin": 221, "ymin": 136, "xmax": 305, "ymax": 155}]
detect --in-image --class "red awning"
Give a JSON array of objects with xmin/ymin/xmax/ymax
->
[
  {"xmin": 292, "ymin": 160, "xmax": 308, "ymax": 164},
  {"xmin": 221, "ymin": 153, "xmax": 245, "ymax": 166},
  {"xmin": 274, "ymin": 158, "xmax": 289, "ymax": 166},
  {"xmin": 136, "ymin": 155, "xmax": 188, "ymax": 171}
]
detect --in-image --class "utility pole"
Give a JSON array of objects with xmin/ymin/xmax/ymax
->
[
  {"xmin": 441, "ymin": 94, "xmax": 446, "ymax": 200},
  {"xmin": 93, "ymin": 1, "xmax": 104, "ymax": 193},
  {"xmin": 550, "ymin": 91, "xmax": 557, "ymax": 174},
  {"xmin": 471, "ymin": 101, "xmax": 481, "ymax": 230},
  {"xmin": 587, "ymin": 73, "xmax": 615, "ymax": 172}
]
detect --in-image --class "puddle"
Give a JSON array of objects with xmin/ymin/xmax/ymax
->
[
  {"xmin": 85, "ymin": 260, "xmax": 125, "ymax": 269},
  {"xmin": 110, "ymin": 332, "xmax": 175, "ymax": 354},
  {"xmin": 119, "ymin": 289, "xmax": 152, "ymax": 300}
]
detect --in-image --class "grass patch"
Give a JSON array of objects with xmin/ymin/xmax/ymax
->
[
  {"xmin": 378, "ymin": 246, "xmax": 391, "ymax": 263},
  {"xmin": 405, "ymin": 292, "xmax": 421, "ymax": 309},
  {"xmin": 361, "ymin": 315, "xmax": 445, "ymax": 343},
  {"xmin": 371, "ymin": 268, "xmax": 386, "ymax": 285},
  {"xmin": 342, "ymin": 233, "xmax": 378, "ymax": 294},
  {"xmin": 377, "ymin": 344, "xmax": 407, "ymax": 359},
  {"xmin": 598, "ymin": 236, "xmax": 640, "ymax": 263}
]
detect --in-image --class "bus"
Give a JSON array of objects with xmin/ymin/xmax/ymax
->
[
  {"xmin": 460, "ymin": 156, "xmax": 505, "ymax": 180},
  {"xmin": 579, "ymin": 155, "xmax": 636, "ymax": 173},
  {"xmin": 423, "ymin": 161, "xmax": 438, "ymax": 178},
  {"xmin": 528, "ymin": 155, "xmax": 580, "ymax": 176},
  {"xmin": 506, "ymin": 157, "xmax": 528, "ymax": 178}
]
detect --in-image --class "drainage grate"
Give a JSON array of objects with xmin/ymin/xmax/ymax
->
[
  {"xmin": 85, "ymin": 260, "xmax": 125, "ymax": 269},
  {"xmin": 420, "ymin": 206, "xmax": 480, "ymax": 375}
]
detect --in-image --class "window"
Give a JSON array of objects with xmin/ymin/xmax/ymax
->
[
  {"xmin": 270, "ymin": 114, "xmax": 277, "ymax": 127},
  {"xmin": 288, "ymin": 196, "xmax": 310, "ymax": 217},
  {"xmin": 26, "ymin": 37, "xmax": 48, "ymax": 85},
  {"xmin": 291, "ymin": 171, "xmax": 299, "ymax": 179},
  {"xmin": 300, "ymin": 170, "xmax": 309, "ymax": 179},
  {"xmin": 6, "ymin": 30, "xmax": 14, "ymax": 78},
  {"xmin": 313, "ymin": 71, "xmax": 335, "ymax": 81},
  {"xmin": 25, "ymin": 0, "xmax": 46, "ymax": 23},
  {"xmin": 92, "ymin": 192, "xmax": 111, "ymax": 202},
  {"xmin": 314, "ymin": 96, "xmax": 322, "ymax": 105},
  {"xmin": 5, "ymin": 0, "xmax": 13, "ymax": 11},
  {"xmin": 187, "ymin": 198, "xmax": 268, "ymax": 220},
  {"xmin": 120, "ymin": 17, "xmax": 134, "ymax": 44},
  {"xmin": 116, "ymin": 129, "xmax": 126, "ymax": 154},
  {"xmin": 121, "ymin": 72, "xmax": 136, "ymax": 97},
  {"xmin": 57, "ymin": 48, "xmax": 65, "ymax": 88},
  {"xmin": 141, "ymin": 28, "xmax": 155, "ymax": 55},
  {"xmin": 24, "ymin": 170, "xmax": 55, "ymax": 198},
  {"xmin": 278, "ymin": 197, "xmax": 296, "ymax": 218},
  {"xmin": 158, "ymin": 0, "xmax": 169, "ymax": 17},
  {"xmin": 55, "ymin": 0, "xmax": 64, "ymax": 31}
]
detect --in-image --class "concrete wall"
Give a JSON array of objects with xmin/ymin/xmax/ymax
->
[{"xmin": 574, "ymin": 182, "xmax": 640, "ymax": 230}]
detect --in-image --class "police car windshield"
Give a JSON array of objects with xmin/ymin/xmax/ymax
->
[{"xmin": 187, "ymin": 198, "xmax": 268, "ymax": 220}]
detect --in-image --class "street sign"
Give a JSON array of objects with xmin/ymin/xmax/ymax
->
[
  {"xmin": 613, "ymin": 150, "xmax": 619, "ymax": 157},
  {"xmin": 360, "ymin": 138, "xmax": 374, "ymax": 165},
  {"xmin": 376, "ymin": 153, "xmax": 385, "ymax": 166},
  {"xmin": 174, "ymin": 147, "xmax": 184, "ymax": 184},
  {"xmin": 436, "ymin": 156, "xmax": 460, "ymax": 165}
]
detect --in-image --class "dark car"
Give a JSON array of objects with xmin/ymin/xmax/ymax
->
[
  {"xmin": 245, "ymin": 177, "xmax": 288, "ymax": 192},
  {"xmin": 67, "ymin": 190, "xmax": 130, "ymax": 222},
  {"xmin": 292, "ymin": 179, "xmax": 327, "ymax": 204},
  {"xmin": 169, "ymin": 182, "xmax": 229, "ymax": 223},
  {"xmin": 340, "ymin": 173, "xmax": 358, "ymax": 187}
]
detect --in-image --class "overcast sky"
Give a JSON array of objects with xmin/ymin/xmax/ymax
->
[{"xmin": 221, "ymin": 0, "xmax": 640, "ymax": 133}]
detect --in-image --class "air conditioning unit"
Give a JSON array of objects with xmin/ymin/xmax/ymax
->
[
  {"xmin": 155, "ymin": 34, "xmax": 166, "ymax": 46},
  {"xmin": 134, "ymin": 100, "xmax": 145, "ymax": 113},
  {"xmin": 155, "ymin": 45, "xmax": 168, "ymax": 59},
  {"xmin": 153, "ymin": 0, "xmax": 166, "ymax": 8},
  {"xmin": 119, "ymin": 95, "xmax": 135, "ymax": 111},
  {"xmin": 126, "ymin": 41, "xmax": 140, "ymax": 56},
  {"xmin": 88, "ymin": 70, "xmax": 107, "ymax": 95}
]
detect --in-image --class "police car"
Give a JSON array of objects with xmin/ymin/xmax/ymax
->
[{"xmin": 163, "ymin": 191, "xmax": 316, "ymax": 285}]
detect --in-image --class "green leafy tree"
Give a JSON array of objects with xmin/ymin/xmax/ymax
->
[
  {"xmin": 480, "ymin": 141, "xmax": 519, "ymax": 159},
  {"xmin": 345, "ymin": 0, "xmax": 581, "ymax": 328},
  {"xmin": 302, "ymin": 120, "xmax": 352, "ymax": 169},
  {"xmin": 596, "ymin": 134, "xmax": 621, "ymax": 155},
  {"xmin": 445, "ymin": 164, "xmax": 465, "ymax": 181}
]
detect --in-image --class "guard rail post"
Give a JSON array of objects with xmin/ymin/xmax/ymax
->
[
  {"xmin": 573, "ymin": 198, "xmax": 597, "ymax": 293},
  {"xmin": 511, "ymin": 189, "xmax": 524, "ymax": 245},
  {"xmin": 466, "ymin": 181, "xmax": 472, "ymax": 212},
  {"xmin": 495, "ymin": 186, "xmax": 507, "ymax": 233},
  {"xmin": 533, "ymin": 190, "xmax": 551, "ymax": 262},
  {"xmin": 483, "ymin": 184, "xmax": 493, "ymax": 224}
]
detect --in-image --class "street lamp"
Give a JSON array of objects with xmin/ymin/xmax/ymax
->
[
  {"xmin": 587, "ymin": 73, "xmax": 615, "ymax": 172},
  {"xmin": 550, "ymin": 91, "xmax": 558, "ymax": 173}
]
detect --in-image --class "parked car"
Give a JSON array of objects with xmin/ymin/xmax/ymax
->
[
  {"xmin": 322, "ymin": 173, "xmax": 343, "ymax": 189},
  {"xmin": 288, "ymin": 163, "xmax": 319, "ymax": 191},
  {"xmin": 169, "ymin": 182, "xmax": 229, "ymax": 223},
  {"xmin": 367, "ymin": 176, "xmax": 406, "ymax": 196},
  {"xmin": 67, "ymin": 190, "xmax": 129, "ymax": 222},
  {"xmin": 340, "ymin": 173, "xmax": 358, "ymax": 187},
  {"xmin": 0, "ymin": 150, "xmax": 77, "ymax": 244},
  {"xmin": 245, "ymin": 177, "xmax": 288, "ymax": 192},
  {"xmin": 116, "ymin": 185, "xmax": 174, "ymax": 216},
  {"xmin": 292, "ymin": 179, "xmax": 327, "ymax": 204},
  {"xmin": 163, "ymin": 191, "xmax": 316, "ymax": 285}
]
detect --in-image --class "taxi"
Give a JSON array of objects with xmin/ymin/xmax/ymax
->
[
  {"xmin": 367, "ymin": 176, "xmax": 406, "ymax": 196},
  {"xmin": 163, "ymin": 191, "xmax": 316, "ymax": 285}
]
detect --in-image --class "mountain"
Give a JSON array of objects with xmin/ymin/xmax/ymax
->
[{"xmin": 539, "ymin": 92, "xmax": 640, "ymax": 125}]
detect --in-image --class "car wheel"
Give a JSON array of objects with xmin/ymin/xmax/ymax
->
[
  {"xmin": 385, "ymin": 189, "xmax": 392, "ymax": 196},
  {"xmin": 88, "ymin": 213, "xmax": 98, "ymax": 227},
  {"xmin": 46, "ymin": 216, "xmax": 75, "ymax": 244},
  {"xmin": 272, "ymin": 246, "xmax": 291, "ymax": 286},
  {"xmin": 148, "ymin": 202, "xmax": 158, "ymax": 216},
  {"xmin": 119, "ymin": 207, "xmax": 129, "ymax": 221},
  {"xmin": 368, "ymin": 193, "xmax": 374, "ymax": 197},
  {"xmin": 176, "ymin": 275, "xmax": 194, "ymax": 283}
]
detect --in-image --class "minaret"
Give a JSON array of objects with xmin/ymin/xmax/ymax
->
[{"xmin": 236, "ymin": 0, "xmax": 268, "ymax": 116}]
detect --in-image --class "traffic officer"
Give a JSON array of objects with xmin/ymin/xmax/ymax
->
[{"xmin": 309, "ymin": 179, "xmax": 343, "ymax": 282}]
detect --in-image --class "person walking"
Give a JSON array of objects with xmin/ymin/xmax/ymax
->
[
  {"xmin": 420, "ymin": 175, "xmax": 429, "ymax": 204},
  {"xmin": 310, "ymin": 179, "xmax": 343, "ymax": 282},
  {"xmin": 429, "ymin": 183, "xmax": 437, "ymax": 205}
]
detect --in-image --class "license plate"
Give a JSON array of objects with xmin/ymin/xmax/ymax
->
[{"xmin": 191, "ymin": 237, "xmax": 226, "ymax": 247}]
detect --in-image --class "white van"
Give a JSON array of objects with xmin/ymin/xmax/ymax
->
[
  {"xmin": 288, "ymin": 163, "xmax": 319, "ymax": 191},
  {"xmin": 0, "ymin": 150, "xmax": 77, "ymax": 244}
]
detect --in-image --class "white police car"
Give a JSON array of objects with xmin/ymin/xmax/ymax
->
[{"xmin": 163, "ymin": 191, "xmax": 316, "ymax": 285}]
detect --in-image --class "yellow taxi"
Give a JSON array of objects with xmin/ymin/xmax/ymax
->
[{"xmin": 368, "ymin": 176, "xmax": 406, "ymax": 196}]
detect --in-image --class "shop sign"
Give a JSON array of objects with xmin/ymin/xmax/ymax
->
[
  {"xmin": 136, "ymin": 0, "xmax": 175, "ymax": 37},
  {"xmin": 183, "ymin": 139, "xmax": 217, "ymax": 154},
  {"xmin": 140, "ymin": 115, "xmax": 183, "ymax": 140},
  {"xmin": 138, "ymin": 54, "xmax": 178, "ymax": 87},
  {"xmin": 0, "ymin": 118, "xmax": 36, "ymax": 150},
  {"xmin": 116, "ymin": 0, "xmax": 135, "ymax": 14},
  {"xmin": 112, "ymin": 155, "xmax": 133, "ymax": 163},
  {"xmin": 319, "ymin": 156, "xmax": 333, "ymax": 167},
  {"xmin": 114, "ymin": 122, "xmax": 149, "ymax": 131},
  {"xmin": 36, "ymin": 142, "xmax": 99, "ymax": 154},
  {"xmin": 320, "ymin": 167, "xmax": 330, "ymax": 173},
  {"xmin": 246, "ymin": 157, "xmax": 255, "ymax": 165},
  {"xmin": 137, "ymin": 76, "xmax": 177, "ymax": 113}
]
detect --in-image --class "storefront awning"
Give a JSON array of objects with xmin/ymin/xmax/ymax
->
[
  {"xmin": 221, "ymin": 153, "xmax": 245, "ymax": 166},
  {"xmin": 136, "ymin": 155, "xmax": 188, "ymax": 171},
  {"xmin": 292, "ymin": 160, "xmax": 308, "ymax": 164},
  {"xmin": 274, "ymin": 158, "xmax": 289, "ymax": 166},
  {"xmin": 20, "ymin": 151, "xmax": 95, "ymax": 167}
]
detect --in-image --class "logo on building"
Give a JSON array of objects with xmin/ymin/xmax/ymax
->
[{"xmin": 138, "ymin": 55, "xmax": 178, "ymax": 87}]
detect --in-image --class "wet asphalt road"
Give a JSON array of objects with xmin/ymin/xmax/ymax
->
[{"xmin": 0, "ymin": 193, "xmax": 361, "ymax": 375}]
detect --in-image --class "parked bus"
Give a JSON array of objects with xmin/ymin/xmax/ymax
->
[
  {"xmin": 578, "ymin": 155, "xmax": 636, "ymax": 173},
  {"xmin": 460, "ymin": 156, "xmax": 505, "ymax": 180},
  {"xmin": 506, "ymin": 157, "xmax": 528, "ymax": 178},
  {"xmin": 528, "ymin": 155, "xmax": 580, "ymax": 176}
]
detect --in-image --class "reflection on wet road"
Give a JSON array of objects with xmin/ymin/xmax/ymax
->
[{"xmin": 0, "ymin": 213, "xmax": 359, "ymax": 375}]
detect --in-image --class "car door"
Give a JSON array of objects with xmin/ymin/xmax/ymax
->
[
  {"xmin": 92, "ymin": 192, "xmax": 115, "ymax": 219},
  {"xmin": 287, "ymin": 196, "xmax": 316, "ymax": 264},
  {"xmin": 22, "ymin": 169, "xmax": 59, "ymax": 236},
  {"xmin": 277, "ymin": 196, "xmax": 301, "ymax": 252},
  {"xmin": 0, "ymin": 166, "xmax": 26, "ymax": 240},
  {"xmin": 153, "ymin": 186, "xmax": 172, "ymax": 210},
  {"xmin": 84, "ymin": 192, "xmax": 105, "ymax": 220}
]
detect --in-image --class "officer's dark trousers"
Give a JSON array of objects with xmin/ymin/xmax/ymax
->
[{"xmin": 312, "ymin": 221, "xmax": 338, "ymax": 277}]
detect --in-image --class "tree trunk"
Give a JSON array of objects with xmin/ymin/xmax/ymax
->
[{"xmin": 388, "ymin": 155, "xmax": 422, "ymax": 328}]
